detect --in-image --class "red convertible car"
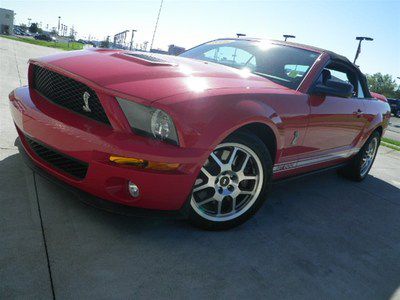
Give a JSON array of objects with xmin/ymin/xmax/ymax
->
[{"xmin": 9, "ymin": 38, "xmax": 390, "ymax": 229}]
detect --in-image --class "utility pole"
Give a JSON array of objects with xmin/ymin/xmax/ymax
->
[
  {"xmin": 130, "ymin": 29, "xmax": 137, "ymax": 51},
  {"xmin": 283, "ymin": 34, "xmax": 296, "ymax": 41},
  {"xmin": 58, "ymin": 16, "xmax": 61, "ymax": 35},
  {"xmin": 353, "ymin": 36, "xmax": 373, "ymax": 64},
  {"xmin": 150, "ymin": 0, "xmax": 164, "ymax": 50}
]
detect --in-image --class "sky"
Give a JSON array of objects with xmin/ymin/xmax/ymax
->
[{"xmin": 2, "ymin": 0, "xmax": 400, "ymax": 80}]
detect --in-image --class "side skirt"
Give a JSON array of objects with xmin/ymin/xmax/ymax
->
[{"xmin": 272, "ymin": 162, "xmax": 348, "ymax": 185}]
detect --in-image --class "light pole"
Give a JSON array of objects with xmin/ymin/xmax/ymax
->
[
  {"xmin": 150, "ymin": 0, "xmax": 164, "ymax": 50},
  {"xmin": 58, "ymin": 16, "xmax": 61, "ymax": 35},
  {"xmin": 353, "ymin": 36, "xmax": 373, "ymax": 64},
  {"xmin": 130, "ymin": 29, "xmax": 137, "ymax": 51},
  {"xmin": 236, "ymin": 33, "xmax": 246, "ymax": 38},
  {"xmin": 283, "ymin": 34, "xmax": 295, "ymax": 41}
]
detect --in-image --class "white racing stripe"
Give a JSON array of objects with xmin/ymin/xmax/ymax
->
[{"xmin": 273, "ymin": 148, "xmax": 359, "ymax": 173}]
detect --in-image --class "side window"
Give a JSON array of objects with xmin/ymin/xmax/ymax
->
[
  {"xmin": 357, "ymin": 81, "xmax": 365, "ymax": 98},
  {"xmin": 320, "ymin": 63, "xmax": 365, "ymax": 98},
  {"xmin": 328, "ymin": 69, "xmax": 350, "ymax": 84}
]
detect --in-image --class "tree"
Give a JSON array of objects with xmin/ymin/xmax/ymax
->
[
  {"xmin": 19, "ymin": 23, "xmax": 27, "ymax": 31},
  {"xmin": 29, "ymin": 23, "xmax": 39, "ymax": 33},
  {"xmin": 366, "ymin": 73, "xmax": 399, "ymax": 98},
  {"xmin": 100, "ymin": 37, "xmax": 110, "ymax": 48}
]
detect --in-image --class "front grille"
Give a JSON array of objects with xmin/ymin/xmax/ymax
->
[
  {"xmin": 25, "ymin": 136, "xmax": 88, "ymax": 180},
  {"xmin": 32, "ymin": 64, "xmax": 110, "ymax": 125}
]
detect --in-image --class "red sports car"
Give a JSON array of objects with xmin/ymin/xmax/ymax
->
[{"xmin": 9, "ymin": 38, "xmax": 391, "ymax": 229}]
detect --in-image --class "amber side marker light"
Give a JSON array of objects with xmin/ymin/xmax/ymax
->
[{"xmin": 109, "ymin": 156, "xmax": 180, "ymax": 171}]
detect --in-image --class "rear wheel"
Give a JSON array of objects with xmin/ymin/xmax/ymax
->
[
  {"xmin": 188, "ymin": 131, "xmax": 272, "ymax": 230},
  {"xmin": 338, "ymin": 131, "xmax": 380, "ymax": 181}
]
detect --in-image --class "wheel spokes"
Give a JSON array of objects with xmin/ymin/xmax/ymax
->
[
  {"xmin": 191, "ymin": 143, "xmax": 263, "ymax": 220},
  {"xmin": 200, "ymin": 167, "xmax": 214, "ymax": 180},
  {"xmin": 227, "ymin": 147, "xmax": 239, "ymax": 167},
  {"xmin": 197, "ymin": 197, "xmax": 214, "ymax": 207},
  {"xmin": 210, "ymin": 152, "xmax": 224, "ymax": 169},
  {"xmin": 217, "ymin": 200, "xmax": 222, "ymax": 215},
  {"xmin": 240, "ymin": 153, "xmax": 250, "ymax": 172},
  {"xmin": 193, "ymin": 181, "xmax": 212, "ymax": 193}
]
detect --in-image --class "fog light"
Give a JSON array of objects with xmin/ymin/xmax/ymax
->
[{"xmin": 128, "ymin": 181, "xmax": 140, "ymax": 198}]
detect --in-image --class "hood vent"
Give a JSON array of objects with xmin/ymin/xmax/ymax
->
[{"xmin": 119, "ymin": 52, "xmax": 177, "ymax": 66}]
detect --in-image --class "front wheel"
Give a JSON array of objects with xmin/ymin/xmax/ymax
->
[
  {"xmin": 188, "ymin": 131, "xmax": 272, "ymax": 230},
  {"xmin": 338, "ymin": 131, "xmax": 380, "ymax": 181}
]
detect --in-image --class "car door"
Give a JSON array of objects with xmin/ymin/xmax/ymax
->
[{"xmin": 300, "ymin": 61, "xmax": 367, "ymax": 164}]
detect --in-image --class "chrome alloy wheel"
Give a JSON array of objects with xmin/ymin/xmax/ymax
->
[
  {"xmin": 360, "ymin": 137, "xmax": 378, "ymax": 177},
  {"xmin": 190, "ymin": 143, "xmax": 264, "ymax": 222}
]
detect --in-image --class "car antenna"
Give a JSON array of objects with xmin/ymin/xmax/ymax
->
[
  {"xmin": 283, "ymin": 34, "xmax": 296, "ymax": 41},
  {"xmin": 353, "ymin": 36, "xmax": 373, "ymax": 64},
  {"xmin": 236, "ymin": 33, "xmax": 246, "ymax": 38}
]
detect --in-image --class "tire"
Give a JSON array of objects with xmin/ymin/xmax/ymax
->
[
  {"xmin": 338, "ymin": 131, "xmax": 381, "ymax": 181},
  {"xmin": 188, "ymin": 131, "xmax": 273, "ymax": 230}
]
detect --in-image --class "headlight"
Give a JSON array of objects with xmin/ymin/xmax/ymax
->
[{"xmin": 116, "ymin": 97, "xmax": 179, "ymax": 145}]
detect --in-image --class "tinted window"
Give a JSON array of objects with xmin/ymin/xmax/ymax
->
[{"xmin": 180, "ymin": 39, "xmax": 319, "ymax": 89}]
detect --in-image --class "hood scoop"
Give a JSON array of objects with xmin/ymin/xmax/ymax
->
[{"xmin": 113, "ymin": 52, "xmax": 178, "ymax": 66}]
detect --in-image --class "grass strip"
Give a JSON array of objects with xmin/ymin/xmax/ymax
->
[
  {"xmin": 382, "ymin": 137, "xmax": 400, "ymax": 147},
  {"xmin": 381, "ymin": 141, "xmax": 400, "ymax": 151},
  {"xmin": 0, "ymin": 35, "xmax": 84, "ymax": 51}
]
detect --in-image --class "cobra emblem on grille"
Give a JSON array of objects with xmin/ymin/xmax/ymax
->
[{"xmin": 82, "ymin": 91, "xmax": 91, "ymax": 112}]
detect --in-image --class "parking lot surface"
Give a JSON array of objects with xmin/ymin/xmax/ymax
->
[{"xmin": 1, "ymin": 37, "xmax": 400, "ymax": 299}]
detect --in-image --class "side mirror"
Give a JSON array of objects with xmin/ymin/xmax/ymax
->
[{"xmin": 312, "ymin": 79, "xmax": 354, "ymax": 98}]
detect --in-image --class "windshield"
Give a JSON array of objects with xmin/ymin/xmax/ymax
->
[{"xmin": 180, "ymin": 39, "xmax": 320, "ymax": 89}]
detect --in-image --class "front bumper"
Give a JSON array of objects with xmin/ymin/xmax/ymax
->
[{"xmin": 9, "ymin": 86, "xmax": 207, "ymax": 211}]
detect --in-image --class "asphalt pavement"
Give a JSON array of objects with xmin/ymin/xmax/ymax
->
[{"xmin": 1, "ymin": 37, "xmax": 400, "ymax": 299}]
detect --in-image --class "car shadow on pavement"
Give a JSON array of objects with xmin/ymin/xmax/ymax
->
[{"xmin": 1, "ymin": 151, "xmax": 400, "ymax": 299}]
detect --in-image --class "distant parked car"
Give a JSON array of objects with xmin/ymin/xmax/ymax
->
[
  {"xmin": 34, "ymin": 34, "xmax": 54, "ymax": 42},
  {"xmin": 388, "ymin": 98, "xmax": 400, "ymax": 117},
  {"xmin": 13, "ymin": 28, "xmax": 24, "ymax": 35}
]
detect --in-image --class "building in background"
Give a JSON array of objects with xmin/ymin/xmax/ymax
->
[
  {"xmin": 168, "ymin": 44, "xmax": 185, "ymax": 55},
  {"xmin": 0, "ymin": 8, "xmax": 14, "ymax": 35}
]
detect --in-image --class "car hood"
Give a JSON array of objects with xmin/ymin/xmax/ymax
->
[{"xmin": 32, "ymin": 49, "xmax": 288, "ymax": 102}]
